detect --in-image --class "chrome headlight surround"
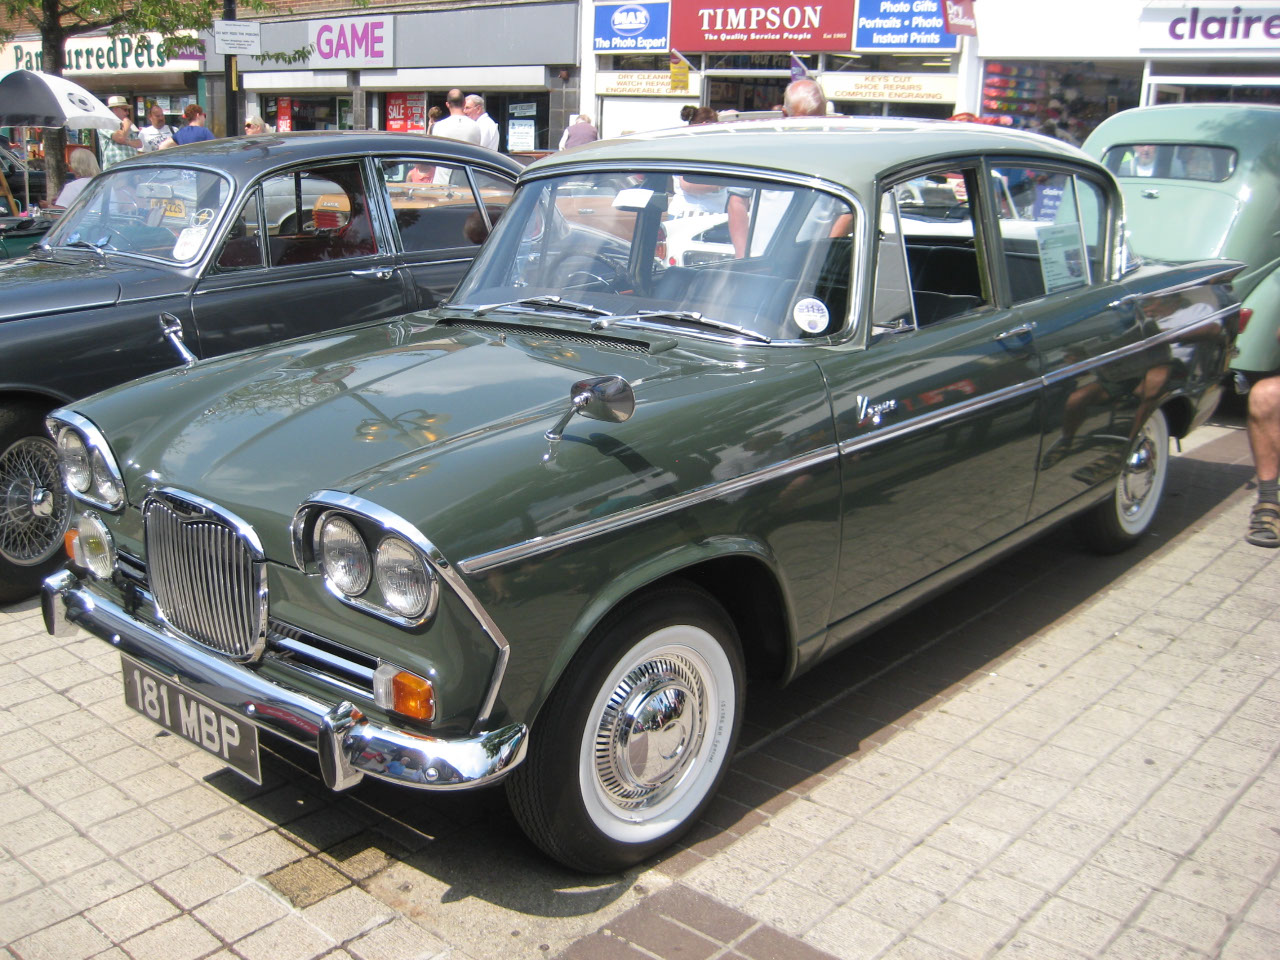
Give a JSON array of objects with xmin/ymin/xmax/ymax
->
[
  {"xmin": 293, "ymin": 495, "xmax": 439, "ymax": 628},
  {"xmin": 47, "ymin": 411, "xmax": 125, "ymax": 512}
]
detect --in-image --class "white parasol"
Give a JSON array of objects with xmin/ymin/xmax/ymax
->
[{"xmin": 0, "ymin": 70, "xmax": 121, "ymax": 210}]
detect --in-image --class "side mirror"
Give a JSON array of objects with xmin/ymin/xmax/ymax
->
[{"xmin": 545, "ymin": 376, "xmax": 635, "ymax": 441}]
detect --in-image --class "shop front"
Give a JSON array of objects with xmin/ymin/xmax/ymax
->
[
  {"xmin": 0, "ymin": 31, "xmax": 201, "ymax": 154},
  {"xmin": 242, "ymin": 6, "xmax": 576, "ymax": 150},
  {"xmin": 590, "ymin": 0, "xmax": 968, "ymax": 138},
  {"xmin": 967, "ymin": 0, "xmax": 1280, "ymax": 143}
]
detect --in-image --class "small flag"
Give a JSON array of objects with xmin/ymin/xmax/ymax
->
[
  {"xmin": 670, "ymin": 50, "xmax": 690, "ymax": 91},
  {"xmin": 790, "ymin": 54, "xmax": 808, "ymax": 81}
]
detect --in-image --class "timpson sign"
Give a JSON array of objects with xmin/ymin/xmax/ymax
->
[{"xmin": 670, "ymin": 0, "xmax": 855, "ymax": 50}]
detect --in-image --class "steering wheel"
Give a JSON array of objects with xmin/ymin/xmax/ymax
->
[{"xmin": 557, "ymin": 255, "xmax": 624, "ymax": 293}]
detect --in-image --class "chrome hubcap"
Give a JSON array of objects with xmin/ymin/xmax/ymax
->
[
  {"xmin": 1120, "ymin": 435, "xmax": 1156, "ymax": 518},
  {"xmin": 0, "ymin": 436, "xmax": 68, "ymax": 565},
  {"xmin": 594, "ymin": 655, "xmax": 706, "ymax": 810}
]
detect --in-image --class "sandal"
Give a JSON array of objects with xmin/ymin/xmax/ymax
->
[{"xmin": 1246, "ymin": 501, "xmax": 1280, "ymax": 548}]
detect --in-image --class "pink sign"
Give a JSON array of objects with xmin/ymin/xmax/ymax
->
[{"xmin": 276, "ymin": 97, "xmax": 292, "ymax": 132}]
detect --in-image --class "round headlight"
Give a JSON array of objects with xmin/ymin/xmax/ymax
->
[
  {"xmin": 90, "ymin": 448, "xmax": 123, "ymax": 507},
  {"xmin": 375, "ymin": 536, "xmax": 433, "ymax": 619},
  {"xmin": 57, "ymin": 430, "xmax": 91, "ymax": 493},
  {"xmin": 318, "ymin": 515, "xmax": 371, "ymax": 596},
  {"xmin": 77, "ymin": 513, "xmax": 115, "ymax": 579}
]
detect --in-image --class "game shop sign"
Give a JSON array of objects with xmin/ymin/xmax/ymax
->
[{"xmin": 670, "ymin": 0, "xmax": 854, "ymax": 50}]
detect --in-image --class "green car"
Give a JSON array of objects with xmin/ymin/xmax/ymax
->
[
  {"xmin": 43, "ymin": 118, "xmax": 1240, "ymax": 872},
  {"xmin": 1084, "ymin": 103, "xmax": 1280, "ymax": 379}
]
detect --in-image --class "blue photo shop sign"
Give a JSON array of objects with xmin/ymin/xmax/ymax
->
[
  {"xmin": 594, "ymin": 2, "xmax": 671, "ymax": 53},
  {"xmin": 855, "ymin": 0, "xmax": 959, "ymax": 50}
]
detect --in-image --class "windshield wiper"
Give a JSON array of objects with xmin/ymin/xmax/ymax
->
[
  {"xmin": 55, "ymin": 238, "xmax": 109, "ymax": 262},
  {"xmin": 470, "ymin": 295, "xmax": 612, "ymax": 319},
  {"xmin": 593, "ymin": 310, "xmax": 772, "ymax": 344}
]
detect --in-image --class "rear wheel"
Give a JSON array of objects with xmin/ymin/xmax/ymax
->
[
  {"xmin": 1074, "ymin": 408, "xmax": 1169, "ymax": 554},
  {"xmin": 506, "ymin": 583, "xmax": 744, "ymax": 873},
  {"xmin": 0, "ymin": 403, "xmax": 70, "ymax": 604}
]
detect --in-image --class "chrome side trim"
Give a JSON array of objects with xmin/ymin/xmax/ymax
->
[
  {"xmin": 41, "ymin": 569, "xmax": 527, "ymax": 791},
  {"xmin": 459, "ymin": 445, "xmax": 840, "ymax": 576},
  {"xmin": 1041, "ymin": 305, "xmax": 1237, "ymax": 388},
  {"xmin": 837, "ymin": 378, "xmax": 1043, "ymax": 458},
  {"xmin": 294, "ymin": 490, "xmax": 510, "ymax": 734}
]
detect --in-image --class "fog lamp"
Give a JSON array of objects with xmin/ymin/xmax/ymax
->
[
  {"xmin": 76, "ymin": 513, "xmax": 116, "ymax": 579},
  {"xmin": 373, "ymin": 663, "xmax": 436, "ymax": 721}
]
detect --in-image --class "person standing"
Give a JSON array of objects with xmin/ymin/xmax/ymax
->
[
  {"xmin": 139, "ymin": 104, "xmax": 174, "ymax": 153},
  {"xmin": 170, "ymin": 104, "xmax": 216, "ymax": 146},
  {"xmin": 464, "ymin": 95, "xmax": 500, "ymax": 151},
  {"xmin": 558, "ymin": 115, "xmax": 598, "ymax": 150},
  {"xmin": 430, "ymin": 90, "xmax": 481, "ymax": 145},
  {"xmin": 98, "ymin": 95, "xmax": 141, "ymax": 168},
  {"xmin": 53, "ymin": 149, "xmax": 100, "ymax": 207},
  {"xmin": 243, "ymin": 116, "xmax": 272, "ymax": 135},
  {"xmin": 1246, "ymin": 327, "xmax": 1280, "ymax": 547}
]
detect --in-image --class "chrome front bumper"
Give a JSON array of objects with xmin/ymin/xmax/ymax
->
[{"xmin": 42, "ymin": 568, "xmax": 527, "ymax": 792}]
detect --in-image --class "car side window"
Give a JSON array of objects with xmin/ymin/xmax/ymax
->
[
  {"xmin": 381, "ymin": 161, "xmax": 496, "ymax": 252},
  {"xmin": 472, "ymin": 169, "xmax": 515, "ymax": 233},
  {"xmin": 882, "ymin": 168, "xmax": 991, "ymax": 329},
  {"xmin": 262, "ymin": 162, "xmax": 378, "ymax": 267},
  {"xmin": 214, "ymin": 193, "xmax": 264, "ymax": 271},
  {"xmin": 996, "ymin": 167, "xmax": 1096, "ymax": 303},
  {"xmin": 871, "ymin": 190, "xmax": 913, "ymax": 333}
]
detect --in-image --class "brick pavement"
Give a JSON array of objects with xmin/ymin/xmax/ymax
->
[{"xmin": 1, "ymin": 422, "xmax": 1276, "ymax": 960}]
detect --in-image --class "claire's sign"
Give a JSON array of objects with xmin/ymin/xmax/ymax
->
[
  {"xmin": 1140, "ymin": 1, "xmax": 1280, "ymax": 49},
  {"xmin": 670, "ymin": 0, "xmax": 854, "ymax": 51}
]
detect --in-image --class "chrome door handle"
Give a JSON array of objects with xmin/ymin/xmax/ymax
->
[
  {"xmin": 994, "ymin": 322, "xmax": 1036, "ymax": 341},
  {"xmin": 352, "ymin": 267, "xmax": 394, "ymax": 280}
]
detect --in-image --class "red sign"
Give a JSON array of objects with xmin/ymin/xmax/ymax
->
[
  {"xmin": 671, "ymin": 0, "xmax": 855, "ymax": 51},
  {"xmin": 943, "ymin": 0, "xmax": 977, "ymax": 36},
  {"xmin": 385, "ymin": 92, "xmax": 426, "ymax": 133},
  {"xmin": 276, "ymin": 97, "xmax": 292, "ymax": 132}
]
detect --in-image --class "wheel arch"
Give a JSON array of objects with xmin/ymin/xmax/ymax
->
[
  {"xmin": 524, "ymin": 539, "xmax": 793, "ymax": 728},
  {"xmin": 1159, "ymin": 392, "xmax": 1197, "ymax": 440},
  {"xmin": 0, "ymin": 388, "xmax": 74, "ymax": 419}
]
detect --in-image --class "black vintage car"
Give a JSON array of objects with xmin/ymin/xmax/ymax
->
[{"xmin": 0, "ymin": 131, "xmax": 520, "ymax": 601}]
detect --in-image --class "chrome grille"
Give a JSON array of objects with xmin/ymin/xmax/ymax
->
[{"xmin": 144, "ymin": 493, "xmax": 266, "ymax": 660}]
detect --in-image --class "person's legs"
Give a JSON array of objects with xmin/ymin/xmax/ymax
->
[{"xmin": 1246, "ymin": 373, "xmax": 1280, "ymax": 547}]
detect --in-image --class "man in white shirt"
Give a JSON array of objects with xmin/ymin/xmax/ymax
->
[
  {"xmin": 431, "ymin": 89, "xmax": 481, "ymax": 145},
  {"xmin": 464, "ymin": 95, "xmax": 500, "ymax": 151}
]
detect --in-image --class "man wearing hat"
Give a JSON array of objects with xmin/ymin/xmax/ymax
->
[{"xmin": 98, "ymin": 95, "xmax": 141, "ymax": 168}]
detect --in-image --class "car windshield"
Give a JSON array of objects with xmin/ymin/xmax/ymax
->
[
  {"xmin": 451, "ymin": 169, "xmax": 857, "ymax": 342},
  {"xmin": 44, "ymin": 165, "xmax": 233, "ymax": 263}
]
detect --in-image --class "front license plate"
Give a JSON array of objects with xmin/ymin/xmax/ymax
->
[{"xmin": 120, "ymin": 655, "xmax": 261, "ymax": 783}]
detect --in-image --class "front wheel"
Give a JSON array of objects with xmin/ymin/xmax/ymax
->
[
  {"xmin": 1074, "ymin": 407, "xmax": 1169, "ymax": 554},
  {"xmin": 506, "ymin": 583, "xmax": 744, "ymax": 873},
  {"xmin": 0, "ymin": 403, "xmax": 70, "ymax": 604}
]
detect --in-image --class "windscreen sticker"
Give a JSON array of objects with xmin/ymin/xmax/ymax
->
[
  {"xmin": 173, "ymin": 226, "xmax": 207, "ymax": 261},
  {"xmin": 793, "ymin": 297, "xmax": 830, "ymax": 334}
]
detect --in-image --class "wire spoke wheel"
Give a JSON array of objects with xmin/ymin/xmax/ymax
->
[{"xmin": 0, "ymin": 432, "xmax": 67, "ymax": 566}]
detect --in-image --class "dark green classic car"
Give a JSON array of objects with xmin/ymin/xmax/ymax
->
[{"xmin": 43, "ymin": 118, "xmax": 1240, "ymax": 872}]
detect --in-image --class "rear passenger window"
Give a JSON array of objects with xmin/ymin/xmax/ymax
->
[
  {"xmin": 995, "ymin": 167, "xmax": 1105, "ymax": 303},
  {"xmin": 876, "ymin": 169, "xmax": 991, "ymax": 330},
  {"xmin": 381, "ymin": 161, "xmax": 495, "ymax": 252}
]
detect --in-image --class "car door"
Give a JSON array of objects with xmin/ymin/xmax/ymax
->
[
  {"xmin": 191, "ymin": 159, "xmax": 413, "ymax": 357},
  {"xmin": 816, "ymin": 165, "xmax": 1043, "ymax": 638},
  {"xmin": 376, "ymin": 159, "xmax": 516, "ymax": 309},
  {"xmin": 990, "ymin": 164, "xmax": 1155, "ymax": 518}
]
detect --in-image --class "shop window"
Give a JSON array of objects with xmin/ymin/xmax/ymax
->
[
  {"xmin": 994, "ymin": 168, "xmax": 1105, "ymax": 303},
  {"xmin": 261, "ymin": 162, "xmax": 377, "ymax": 266}
]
